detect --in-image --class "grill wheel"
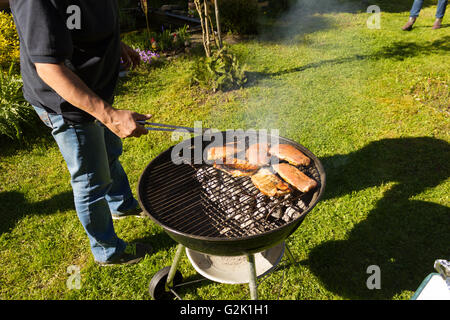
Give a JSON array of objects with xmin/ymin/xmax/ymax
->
[{"xmin": 149, "ymin": 266, "xmax": 183, "ymax": 300}]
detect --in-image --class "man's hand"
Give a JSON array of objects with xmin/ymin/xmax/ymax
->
[
  {"xmin": 120, "ymin": 42, "xmax": 140, "ymax": 70},
  {"xmin": 103, "ymin": 109, "xmax": 152, "ymax": 138}
]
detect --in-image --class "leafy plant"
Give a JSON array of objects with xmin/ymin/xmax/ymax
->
[
  {"xmin": 158, "ymin": 29, "xmax": 174, "ymax": 52},
  {"xmin": 0, "ymin": 12, "xmax": 20, "ymax": 69},
  {"xmin": 174, "ymin": 25, "xmax": 191, "ymax": 48},
  {"xmin": 0, "ymin": 64, "xmax": 36, "ymax": 140},
  {"xmin": 218, "ymin": 0, "xmax": 259, "ymax": 35},
  {"xmin": 193, "ymin": 46, "xmax": 247, "ymax": 92}
]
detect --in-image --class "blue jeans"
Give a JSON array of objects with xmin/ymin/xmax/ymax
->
[
  {"xmin": 410, "ymin": 0, "xmax": 448, "ymax": 18},
  {"xmin": 33, "ymin": 106, "xmax": 138, "ymax": 262}
]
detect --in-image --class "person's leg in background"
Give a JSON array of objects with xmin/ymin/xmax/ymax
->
[
  {"xmin": 402, "ymin": 0, "xmax": 424, "ymax": 30},
  {"xmin": 433, "ymin": 0, "xmax": 448, "ymax": 29}
]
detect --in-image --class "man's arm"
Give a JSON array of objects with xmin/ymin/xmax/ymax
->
[{"xmin": 35, "ymin": 62, "xmax": 151, "ymax": 138}]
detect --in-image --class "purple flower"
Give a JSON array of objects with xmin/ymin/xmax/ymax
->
[{"xmin": 133, "ymin": 48, "xmax": 159, "ymax": 64}]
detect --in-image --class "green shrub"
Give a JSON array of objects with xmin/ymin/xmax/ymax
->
[
  {"xmin": 174, "ymin": 25, "xmax": 190, "ymax": 48},
  {"xmin": 0, "ymin": 64, "xmax": 36, "ymax": 140},
  {"xmin": 192, "ymin": 46, "xmax": 247, "ymax": 92},
  {"xmin": 158, "ymin": 29, "xmax": 174, "ymax": 51},
  {"xmin": 122, "ymin": 26, "xmax": 190, "ymax": 53},
  {"xmin": 218, "ymin": 0, "xmax": 259, "ymax": 35},
  {"xmin": 0, "ymin": 11, "xmax": 20, "ymax": 69}
]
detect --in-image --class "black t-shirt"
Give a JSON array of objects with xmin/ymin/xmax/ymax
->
[{"xmin": 10, "ymin": 0, "xmax": 120, "ymax": 124}]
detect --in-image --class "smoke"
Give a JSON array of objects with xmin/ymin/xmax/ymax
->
[
  {"xmin": 207, "ymin": 0, "xmax": 372, "ymax": 139},
  {"xmin": 240, "ymin": 0, "xmax": 368, "ymax": 135},
  {"xmin": 259, "ymin": 0, "xmax": 364, "ymax": 46}
]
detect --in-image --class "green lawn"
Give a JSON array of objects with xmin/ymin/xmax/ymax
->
[{"xmin": 0, "ymin": 0, "xmax": 449, "ymax": 300}]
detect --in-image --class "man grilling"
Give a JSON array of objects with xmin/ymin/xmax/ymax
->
[{"xmin": 10, "ymin": 0, "xmax": 153, "ymax": 265}]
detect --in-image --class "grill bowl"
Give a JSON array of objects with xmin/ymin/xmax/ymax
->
[{"xmin": 138, "ymin": 131, "xmax": 326, "ymax": 256}]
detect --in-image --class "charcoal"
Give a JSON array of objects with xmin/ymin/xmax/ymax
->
[
  {"xmin": 210, "ymin": 195, "xmax": 219, "ymax": 202},
  {"xmin": 281, "ymin": 213, "xmax": 290, "ymax": 223},
  {"xmin": 255, "ymin": 206, "xmax": 267, "ymax": 216},
  {"xmin": 241, "ymin": 220, "xmax": 254, "ymax": 229},
  {"xmin": 229, "ymin": 188, "xmax": 241, "ymax": 197},
  {"xmin": 225, "ymin": 207, "xmax": 235, "ymax": 217},
  {"xmin": 242, "ymin": 179, "xmax": 253, "ymax": 189},
  {"xmin": 195, "ymin": 158, "xmax": 315, "ymax": 238},
  {"xmin": 239, "ymin": 195, "xmax": 253, "ymax": 203},
  {"xmin": 297, "ymin": 199, "xmax": 307, "ymax": 210},
  {"xmin": 241, "ymin": 203, "xmax": 253, "ymax": 214},
  {"xmin": 291, "ymin": 212, "xmax": 301, "ymax": 220},
  {"xmin": 256, "ymin": 192, "xmax": 266, "ymax": 200},
  {"xmin": 271, "ymin": 207, "xmax": 283, "ymax": 219},
  {"xmin": 195, "ymin": 169, "xmax": 206, "ymax": 183},
  {"xmin": 219, "ymin": 227, "xmax": 231, "ymax": 235},
  {"xmin": 285, "ymin": 207, "xmax": 299, "ymax": 218},
  {"xmin": 255, "ymin": 212, "xmax": 265, "ymax": 220}
]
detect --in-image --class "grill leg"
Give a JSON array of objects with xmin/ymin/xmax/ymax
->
[
  {"xmin": 284, "ymin": 243, "xmax": 297, "ymax": 265},
  {"xmin": 247, "ymin": 254, "xmax": 258, "ymax": 300},
  {"xmin": 166, "ymin": 244, "xmax": 185, "ymax": 290}
]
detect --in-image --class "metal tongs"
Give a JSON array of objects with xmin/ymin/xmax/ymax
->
[{"xmin": 137, "ymin": 120, "xmax": 198, "ymax": 133}]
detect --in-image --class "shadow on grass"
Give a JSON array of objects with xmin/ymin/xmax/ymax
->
[
  {"xmin": 0, "ymin": 190, "xmax": 176, "ymax": 256},
  {"xmin": 0, "ymin": 190, "xmax": 75, "ymax": 234},
  {"xmin": 373, "ymin": 35, "xmax": 450, "ymax": 60},
  {"xmin": 0, "ymin": 119, "xmax": 53, "ymax": 158},
  {"xmin": 128, "ymin": 230, "xmax": 177, "ymax": 257},
  {"xmin": 307, "ymin": 137, "xmax": 450, "ymax": 299},
  {"xmin": 245, "ymin": 35, "xmax": 450, "ymax": 86}
]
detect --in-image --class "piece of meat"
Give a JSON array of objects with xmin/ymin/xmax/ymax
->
[
  {"xmin": 272, "ymin": 163, "xmax": 317, "ymax": 193},
  {"xmin": 222, "ymin": 157, "xmax": 260, "ymax": 171},
  {"xmin": 213, "ymin": 163, "xmax": 257, "ymax": 177},
  {"xmin": 246, "ymin": 143, "xmax": 271, "ymax": 166},
  {"xmin": 269, "ymin": 144, "xmax": 310, "ymax": 166},
  {"xmin": 207, "ymin": 143, "xmax": 243, "ymax": 161},
  {"xmin": 251, "ymin": 168, "xmax": 291, "ymax": 197}
]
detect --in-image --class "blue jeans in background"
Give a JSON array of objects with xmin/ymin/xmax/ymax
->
[
  {"xmin": 33, "ymin": 106, "xmax": 138, "ymax": 263},
  {"xmin": 410, "ymin": 0, "xmax": 448, "ymax": 18}
]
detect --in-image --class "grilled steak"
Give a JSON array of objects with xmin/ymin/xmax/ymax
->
[
  {"xmin": 211, "ymin": 142, "xmax": 262, "ymax": 176},
  {"xmin": 251, "ymin": 168, "xmax": 291, "ymax": 197},
  {"xmin": 213, "ymin": 163, "xmax": 258, "ymax": 177},
  {"xmin": 207, "ymin": 143, "xmax": 243, "ymax": 161},
  {"xmin": 222, "ymin": 157, "xmax": 260, "ymax": 171},
  {"xmin": 272, "ymin": 163, "xmax": 317, "ymax": 193},
  {"xmin": 269, "ymin": 144, "xmax": 310, "ymax": 166},
  {"xmin": 246, "ymin": 143, "xmax": 271, "ymax": 166}
]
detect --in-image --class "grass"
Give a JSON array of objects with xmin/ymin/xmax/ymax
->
[{"xmin": 0, "ymin": 0, "xmax": 449, "ymax": 300}]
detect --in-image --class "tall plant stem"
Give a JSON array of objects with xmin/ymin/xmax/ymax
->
[
  {"xmin": 214, "ymin": 0, "xmax": 222, "ymax": 49},
  {"xmin": 204, "ymin": 1, "xmax": 211, "ymax": 57},
  {"xmin": 194, "ymin": 0, "xmax": 210, "ymax": 57}
]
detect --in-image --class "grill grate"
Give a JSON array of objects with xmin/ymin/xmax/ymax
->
[{"xmin": 141, "ymin": 151, "xmax": 321, "ymax": 239}]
